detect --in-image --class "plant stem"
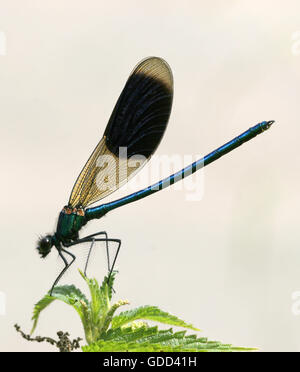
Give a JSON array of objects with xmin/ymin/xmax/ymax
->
[{"xmin": 14, "ymin": 324, "xmax": 82, "ymax": 352}]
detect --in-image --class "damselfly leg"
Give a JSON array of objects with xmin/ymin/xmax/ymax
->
[
  {"xmin": 50, "ymin": 247, "xmax": 76, "ymax": 296},
  {"xmin": 78, "ymin": 233, "xmax": 121, "ymax": 291},
  {"xmin": 50, "ymin": 232, "xmax": 121, "ymax": 296},
  {"xmin": 74, "ymin": 235, "xmax": 121, "ymax": 285},
  {"xmin": 73, "ymin": 231, "xmax": 110, "ymax": 274}
]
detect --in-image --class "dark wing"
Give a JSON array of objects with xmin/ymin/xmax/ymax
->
[{"xmin": 68, "ymin": 56, "xmax": 173, "ymax": 208}]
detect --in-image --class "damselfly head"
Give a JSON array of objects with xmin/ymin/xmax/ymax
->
[{"xmin": 37, "ymin": 235, "xmax": 53, "ymax": 258}]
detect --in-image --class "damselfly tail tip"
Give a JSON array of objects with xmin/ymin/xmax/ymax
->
[{"xmin": 262, "ymin": 120, "xmax": 275, "ymax": 131}]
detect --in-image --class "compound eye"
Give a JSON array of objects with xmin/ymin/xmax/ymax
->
[
  {"xmin": 42, "ymin": 236, "xmax": 51, "ymax": 247},
  {"xmin": 37, "ymin": 235, "xmax": 53, "ymax": 258}
]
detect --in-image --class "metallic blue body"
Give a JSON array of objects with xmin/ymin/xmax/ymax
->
[{"xmin": 85, "ymin": 121, "xmax": 273, "ymax": 223}]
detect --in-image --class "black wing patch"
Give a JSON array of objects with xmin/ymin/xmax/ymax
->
[
  {"xmin": 68, "ymin": 57, "xmax": 173, "ymax": 208},
  {"xmin": 104, "ymin": 57, "xmax": 173, "ymax": 158}
]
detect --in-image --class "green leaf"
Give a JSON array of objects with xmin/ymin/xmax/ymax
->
[
  {"xmin": 79, "ymin": 269, "xmax": 116, "ymax": 321},
  {"xmin": 98, "ymin": 300, "xmax": 129, "ymax": 337},
  {"xmin": 79, "ymin": 272, "xmax": 103, "ymax": 323},
  {"xmin": 78, "ymin": 270, "xmax": 123, "ymax": 344},
  {"xmin": 30, "ymin": 270, "xmax": 256, "ymax": 352},
  {"xmin": 83, "ymin": 325, "xmax": 255, "ymax": 352},
  {"xmin": 82, "ymin": 340, "xmax": 162, "ymax": 352},
  {"xmin": 111, "ymin": 305, "xmax": 199, "ymax": 331},
  {"xmin": 31, "ymin": 296, "xmax": 55, "ymax": 335},
  {"xmin": 100, "ymin": 271, "xmax": 116, "ymax": 301},
  {"xmin": 31, "ymin": 285, "xmax": 88, "ymax": 335}
]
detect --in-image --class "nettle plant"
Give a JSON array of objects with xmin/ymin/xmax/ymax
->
[{"xmin": 21, "ymin": 270, "xmax": 254, "ymax": 352}]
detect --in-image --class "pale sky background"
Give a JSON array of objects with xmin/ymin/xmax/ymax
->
[{"xmin": 0, "ymin": 0, "xmax": 299, "ymax": 352}]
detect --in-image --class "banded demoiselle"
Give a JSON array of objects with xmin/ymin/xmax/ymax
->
[{"xmin": 36, "ymin": 57, "xmax": 274, "ymax": 295}]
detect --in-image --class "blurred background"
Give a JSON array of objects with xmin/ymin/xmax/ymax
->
[{"xmin": 0, "ymin": 0, "xmax": 299, "ymax": 352}]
